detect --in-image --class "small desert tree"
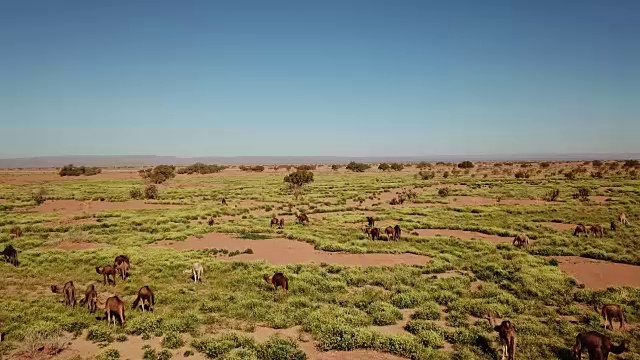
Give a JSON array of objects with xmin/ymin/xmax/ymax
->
[
  {"xmin": 346, "ymin": 162, "xmax": 370, "ymax": 172},
  {"xmin": 331, "ymin": 164, "xmax": 341, "ymax": 171},
  {"xmin": 284, "ymin": 170, "xmax": 314, "ymax": 199},
  {"xmin": 378, "ymin": 163, "xmax": 390, "ymax": 171},
  {"xmin": 139, "ymin": 165, "xmax": 176, "ymax": 184},
  {"xmin": 592, "ymin": 160, "xmax": 603, "ymax": 168},
  {"xmin": 144, "ymin": 184, "xmax": 159, "ymax": 199},
  {"xmin": 32, "ymin": 187, "xmax": 47, "ymax": 205},
  {"xmin": 457, "ymin": 161, "xmax": 474, "ymax": 169},
  {"xmin": 390, "ymin": 163, "xmax": 404, "ymax": 171}
]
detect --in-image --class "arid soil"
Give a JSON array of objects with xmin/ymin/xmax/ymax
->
[
  {"xmin": 553, "ymin": 256, "xmax": 640, "ymax": 289},
  {"xmin": 414, "ymin": 229, "xmax": 511, "ymax": 244},
  {"xmin": 152, "ymin": 233, "xmax": 429, "ymax": 266}
]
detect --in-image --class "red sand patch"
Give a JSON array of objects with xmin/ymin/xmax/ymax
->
[
  {"xmin": 54, "ymin": 241, "xmax": 106, "ymax": 251},
  {"xmin": 541, "ymin": 222, "xmax": 578, "ymax": 231},
  {"xmin": 553, "ymin": 256, "xmax": 640, "ymax": 289},
  {"xmin": 152, "ymin": 233, "xmax": 429, "ymax": 266},
  {"xmin": 27, "ymin": 199, "xmax": 185, "ymax": 214},
  {"xmin": 415, "ymin": 229, "xmax": 510, "ymax": 244}
]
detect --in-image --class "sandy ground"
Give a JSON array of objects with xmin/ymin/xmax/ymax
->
[
  {"xmin": 414, "ymin": 229, "xmax": 511, "ymax": 244},
  {"xmin": 553, "ymin": 256, "xmax": 640, "ymax": 289},
  {"xmin": 152, "ymin": 233, "xmax": 429, "ymax": 266}
]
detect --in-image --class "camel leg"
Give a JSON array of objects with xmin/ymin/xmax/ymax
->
[
  {"xmin": 502, "ymin": 344, "xmax": 507, "ymax": 360},
  {"xmin": 608, "ymin": 316, "xmax": 613, "ymax": 330}
]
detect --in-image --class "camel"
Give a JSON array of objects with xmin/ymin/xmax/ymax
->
[
  {"xmin": 264, "ymin": 272, "xmax": 288, "ymax": 293},
  {"xmin": 96, "ymin": 265, "xmax": 117, "ymax": 285},
  {"xmin": 486, "ymin": 312, "xmax": 516, "ymax": 360},
  {"xmin": 572, "ymin": 331, "xmax": 627, "ymax": 360},
  {"xmin": 208, "ymin": 216, "xmax": 215, "ymax": 226},
  {"xmin": 270, "ymin": 217, "xmax": 279, "ymax": 228},
  {"xmin": 278, "ymin": 218, "xmax": 285, "ymax": 229},
  {"xmin": 297, "ymin": 213, "xmax": 309, "ymax": 225},
  {"xmin": 1, "ymin": 245, "xmax": 18, "ymax": 266},
  {"xmin": 192, "ymin": 262, "xmax": 204, "ymax": 283},
  {"xmin": 132, "ymin": 286, "xmax": 155, "ymax": 312},
  {"xmin": 366, "ymin": 217, "xmax": 375, "ymax": 228},
  {"xmin": 610, "ymin": 221, "xmax": 617, "ymax": 232},
  {"xmin": 618, "ymin": 212, "xmax": 629, "ymax": 226},
  {"xmin": 221, "ymin": 198, "xmax": 227, "ymax": 206},
  {"xmin": 9, "ymin": 226, "xmax": 22, "ymax": 238},
  {"xmin": 79, "ymin": 284, "xmax": 98, "ymax": 313},
  {"xmin": 103, "ymin": 296, "xmax": 126, "ymax": 328},
  {"xmin": 513, "ymin": 233, "xmax": 530, "ymax": 247},
  {"xmin": 589, "ymin": 225, "xmax": 604, "ymax": 238},
  {"xmin": 369, "ymin": 227, "xmax": 380, "ymax": 241},
  {"xmin": 114, "ymin": 255, "xmax": 130, "ymax": 280},
  {"xmin": 595, "ymin": 304, "xmax": 625, "ymax": 330},
  {"xmin": 51, "ymin": 281, "xmax": 76, "ymax": 307},
  {"xmin": 393, "ymin": 225, "xmax": 401, "ymax": 241},
  {"xmin": 574, "ymin": 224, "xmax": 588, "ymax": 237}
]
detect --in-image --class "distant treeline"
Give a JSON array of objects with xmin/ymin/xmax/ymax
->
[
  {"xmin": 59, "ymin": 164, "xmax": 102, "ymax": 176},
  {"xmin": 177, "ymin": 162, "xmax": 227, "ymax": 175}
]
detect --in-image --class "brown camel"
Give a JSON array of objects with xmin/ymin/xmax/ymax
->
[
  {"xmin": 208, "ymin": 216, "xmax": 215, "ymax": 226},
  {"xmin": 595, "ymin": 304, "xmax": 625, "ymax": 330},
  {"xmin": 393, "ymin": 225, "xmax": 401, "ymax": 241},
  {"xmin": 513, "ymin": 233, "xmax": 530, "ymax": 247},
  {"xmin": 589, "ymin": 225, "xmax": 604, "ymax": 238},
  {"xmin": 297, "ymin": 213, "xmax": 309, "ymax": 225},
  {"xmin": 51, "ymin": 281, "xmax": 76, "ymax": 307},
  {"xmin": 103, "ymin": 296, "xmax": 126, "ymax": 328},
  {"xmin": 1, "ymin": 245, "xmax": 18, "ymax": 267},
  {"xmin": 132, "ymin": 286, "xmax": 155, "ymax": 312},
  {"xmin": 610, "ymin": 221, "xmax": 617, "ymax": 232},
  {"xmin": 572, "ymin": 331, "xmax": 627, "ymax": 360},
  {"xmin": 221, "ymin": 198, "xmax": 227, "ymax": 205},
  {"xmin": 279, "ymin": 218, "xmax": 285, "ymax": 229},
  {"xmin": 114, "ymin": 255, "xmax": 130, "ymax": 280},
  {"xmin": 270, "ymin": 217, "xmax": 279, "ymax": 227},
  {"xmin": 384, "ymin": 226, "xmax": 394, "ymax": 240},
  {"xmin": 79, "ymin": 284, "xmax": 98, "ymax": 313},
  {"xmin": 487, "ymin": 312, "xmax": 516, "ymax": 360},
  {"xmin": 96, "ymin": 265, "xmax": 116, "ymax": 285},
  {"xmin": 618, "ymin": 212, "xmax": 629, "ymax": 225},
  {"xmin": 264, "ymin": 272, "xmax": 288, "ymax": 293},
  {"xmin": 369, "ymin": 227, "xmax": 380, "ymax": 240},
  {"xmin": 574, "ymin": 224, "xmax": 588, "ymax": 237},
  {"xmin": 9, "ymin": 226, "xmax": 22, "ymax": 238},
  {"xmin": 366, "ymin": 217, "xmax": 375, "ymax": 228}
]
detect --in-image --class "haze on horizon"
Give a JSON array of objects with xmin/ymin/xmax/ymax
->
[{"xmin": 1, "ymin": 0, "xmax": 639, "ymax": 158}]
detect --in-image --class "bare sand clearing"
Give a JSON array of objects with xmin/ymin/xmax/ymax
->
[
  {"xmin": 414, "ymin": 229, "xmax": 510, "ymax": 244},
  {"xmin": 542, "ymin": 222, "xmax": 578, "ymax": 231},
  {"xmin": 153, "ymin": 233, "xmax": 428, "ymax": 266},
  {"xmin": 27, "ymin": 199, "xmax": 185, "ymax": 214},
  {"xmin": 53, "ymin": 241, "xmax": 107, "ymax": 251},
  {"xmin": 553, "ymin": 256, "xmax": 640, "ymax": 289}
]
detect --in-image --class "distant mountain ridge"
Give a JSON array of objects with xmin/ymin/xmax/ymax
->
[{"xmin": 0, "ymin": 154, "xmax": 638, "ymax": 168}]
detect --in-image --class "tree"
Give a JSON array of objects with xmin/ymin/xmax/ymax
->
[
  {"xmin": 331, "ymin": 164, "xmax": 341, "ymax": 171},
  {"xmin": 623, "ymin": 159, "xmax": 639, "ymax": 169},
  {"xmin": 59, "ymin": 164, "xmax": 102, "ymax": 176},
  {"xmin": 378, "ymin": 163, "xmax": 390, "ymax": 171},
  {"xmin": 592, "ymin": 160, "xmax": 603, "ymax": 167},
  {"xmin": 139, "ymin": 165, "xmax": 176, "ymax": 184},
  {"xmin": 418, "ymin": 171, "xmax": 435, "ymax": 180},
  {"xmin": 177, "ymin": 163, "xmax": 226, "ymax": 175},
  {"xmin": 346, "ymin": 162, "xmax": 370, "ymax": 172},
  {"xmin": 295, "ymin": 165, "xmax": 316, "ymax": 171},
  {"xmin": 284, "ymin": 170, "xmax": 314, "ymax": 188},
  {"xmin": 32, "ymin": 187, "xmax": 47, "ymax": 205},
  {"xmin": 416, "ymin": 162, "xmax": 429, "ymax": 169},
  {"xmin": 390, "ymin": 163, "xmax": 404, "ymax": 171},
  {"xmin": 144, "ymin": 184, "xmax": 159, "ymax": 199},
  {"xmin": 457, "ymin": 161, "xmax": 474, "ymax": 169}
]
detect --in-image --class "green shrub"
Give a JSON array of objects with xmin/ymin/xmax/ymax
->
[
  {"xmin": 331, "ymin": 164, "xmax": 341, "ymax": 171},
  {"xmin": 239, "ymin": 165, "xmax": 265, "ymax": 172},
  {"xmin": 86, "ymin": 326, "xmax": 114, "ymax": 343},
  {"xmin": 367, "ymin": 302, "xmax": 402, "ymax": 326},
  {"xmin": 145, "ymin": 184, "xmax": 159, "ymax": 200},
  {"xmin": 162, "ymin": 332, "xmax": 184, "ymax": 349},
  {"xmin": 543, "ymin": 189, "xmax": 560, "ymax": 201},
  {"xmin": 346, "ymin": 162, "xmax": 370, "ymax": 172},
  {"xmin": 378, "ymin": 163, "xmax": 390, "ymax": 171},
  {"xmin": 457, "ymin": 161, "xmax": 474, "ymax": 169},
  {"xmin": 139, "ymin": 165, "xmax": 176, "ymax": 184},
  {"xmin": 411, "ymin": 302, "xmax": 441, "ymax": 321},
  {"xmin": 177, "ymin": 163, "xmax": 226, "ymax": 174},
  {"xmin": 438, "ymin": 188, "xmax": 450, "ymax": 197},
  {"xmin": 418, "ymin": 171, "xmax": 435, "ymax": 180},
  {"xmin": 443, "ymin": 171, "xmax": 450, "ymax": 179},
  {"xmin": 32, "ymin": 187, "xmax": 47, "ymax": 205},
  {"xmin": 59, "ymin": 164, "xmax": 102, "ymax": 176},
  {"xmin": 284, "ymin": 170, "xmax": 314, "ymax": 188},
  {"xmin": 390, "ymin": 163, "xmax": 404, "ymax": 171},
  {"xmin": 96, "ymin": 349, "xmax": 120, "ymax": 360},
  {"xmin": 191, "ymin": 332, "xmax": 255, "ymax": 358},
  {"xmin": 256, "ymin": 336, "xmax": 306, "ymax": 360},
  {"xmin": 130, "ymin": 188, "xmax": 143, "ymax": 199}
]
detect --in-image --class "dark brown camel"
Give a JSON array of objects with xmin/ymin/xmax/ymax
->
[
  {"xmin": 208, "ymin": 216, "xmax": 215, "ymax": 226},
  {"xmin": 79, "ymin": 284, "xmax": 98, "ymax": 313},
  {"xmin": 96, "ymin": 265, "xmax": 116, "ymax": 285},
  {"xmin": 366, "ymin": 217, "xmax": 375, "ymax": 228},
  {"xmin": 221, "ymin": 198, "xmax": 227, "ymax": 206},
  {"xmin": 103, "ymin": 296, "xmax": 126, "ymax": 328},
  {"xmin": 270, "ymin": 217, "xmax": 279, "ymax": 227},
  {"xmin": 610, "ymin": 221, "xmax": 617, "ymax": 232},
  {"xmin": 264, "ymin": 272, "xmax": 288, "ymax": 293},
  {"xmin": 1, "ymin": 245, "xmax": 18, "ymax": 266},
  {"xmin": 384, "ymin": 226, "xmax": 394, "ymax": 240},
  {"xmin": 513, "ymin": 233, "xmax": 530, "ymax": 247},
  {"xmin": 278, "ymin": 218, "xmax": 285, "ymax": 229},
  {"xmin": 51, "ymin": 281, "xmax": 76, "ymax": 307},
  {"xmin": 9, "ymin": 226, "xmax": 22, "ymax": 238},
  {"xmin": 574, "ymin": 224, "xmax": 588, "ymax": 237},
  {"xmin": 114, "ymin": 255, "xmax": 130, "ymax": 280},
  {"xmin": 595, "ymin": 304, "xmax": 625, "ymax": 330},
  {"xmin": 572, "ymin": 331, "xmax": 627, "ymax": 360},
  {"xmin": 589, "ymin": 225, "xmax": 604, "ymax": 238},
  {"xmin": 393, "ymin": 225, "xmax": 401, "ymax": 241},
  {"xmin": 132, "ymin": 286, "xmax": 155, "ymax": 312},
  {"xmin": 370, "ymin": 227, "xmax": 380, "ymax": 240},
  {"xmin": 487, "ymin": 312, "xmax": 516, "ymax": 360},
  {"xmin": 297, "ymin": 213, "xmax": 309, "ymax": 225}
]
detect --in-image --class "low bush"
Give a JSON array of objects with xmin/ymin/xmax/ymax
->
[
  {"xmin": 59, "ymin": 164, "xmax": 102, "ymax": 176},
  {"xmin": 144, "ymin": 184, "xmax": 159, "ymax": 200},
  {"xmin": 418, "ymin": 171, "xmax": 435, "ymax": 180},
  {"xmin": 457, "ymin": 161, "xmax": 474, "ymax": 169},
  {"xmin": 177, "ymin": 163, "xmax": 226, "ymax": 175},
  {"xmin": 438, "ymin": 188, "xmax": 450, "ymax": 197},
  {"xmin": 543, "ymin": 189, "xmax": 560, "ymax": 202},
  {"xmin": 346, "ymin": 162, "xmax": 370, "ymax": 172},
  {"xmin": 139, "ymin": 165, "xmax": 176, "ymax": 184},
  {"xmin": 129, "ymin": 188, "xmax": 143, "ymax": 200},
  {"xmin": 239, "ymin": 165, "xmax": 265, "ymax": 172}
]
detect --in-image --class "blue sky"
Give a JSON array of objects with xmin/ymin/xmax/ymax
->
[{"xmin": 0, "ymin": 0, "xmax": 638, "ymax": 157}]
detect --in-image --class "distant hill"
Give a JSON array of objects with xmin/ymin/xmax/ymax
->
[{"xmin": 0, "ymin": 154, "xmax": 637, "ymax": 168}]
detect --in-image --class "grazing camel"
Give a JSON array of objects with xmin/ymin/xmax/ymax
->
[
  {"xmin": 513, "ymin": 233, "xmax": 530, "ymax": 247},
  {"xmin": 208, "ymin": 216, "xmax": 215, "ymax": 226},
  {"xmin": 104, "ymin": 296, "xmax": 126, "ymax": 328},
  {"xmin": 595, "ymin": 304, "xmax": 626, "ymax": 330},
  {"xmin": 589, "ymin": 225, "xmax": 604, "ymax": 238},
  {"xmin": 132, "ymin": 286, "xmax": 155, "ymax": 312},
  {"xmin": 114, "ymin": 255, "xmax": 130, "ymax": 281},
  {"xmin": 51, "ymin": 281, "xmax": 76, "ymax": 307},
  {"xmin": 369, "ymin": 227, "xmax": 380, "ymax": 241},
  {"xmin": 278, "ymin": 218, "xmax": 285, "ymax": 229},
  {"xmin": 192, "ymin": 262, "xmax": 204, "ymax": 283},
  {"xmin": 486, "ymin": 312, "xmax": 516, "ymax": 360},
  {"xmin": 384, "ymin": 226, "xmax": 394, "ymax": 240},
  {"xmin": 297, "ymin": 213, "xmax": 309, "ymax": 225},
  {"xmin": 572, "ymin": 331, "xmax": 627, "ymax": 360},
  {"xmin": 96, "ymin": 265, "xmax": 117, "ymax": 285},
  {"xmin": 79, "ymin": 284, "xmax": 98, "ymax": 313},
  {"xmin": 9, "ymin": 226, "xmax": 22, "ymax": 238},
  {"xmin": 221, "ymin": 198, "xmax": 227, "ymax": 206},
  {"xmin": 574, "ymin": 224, "xmax": 588, "ymax": 237},
  {"xmin": 393, "ymin": 225, "xmax": 401, "ymax": 241},
  {"xmin": 610, "ymin": 221, "xmax": 617, "ymax": 232},
  {"xmin": 270, "ymin": 217, "xmax": 279, "ymax": 228},
  {"xmin": 366, "ymin": 217, "xmax": 375, "ymax": 228},
  {"xmin": 618, "ymin": 212, "xmax": 629, "ymax": 226},
  {"xmin": 264, "ymin": 272, "xmax": 288, "ymax": 293},
  {"xmin": 1, "ymin": 245, "xmax": 18, "ymax": 266}
]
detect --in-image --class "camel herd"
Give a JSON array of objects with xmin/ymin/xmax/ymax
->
[{"xmin": 573, "ymin": 212, "xmax": 630, "ymax": 238}]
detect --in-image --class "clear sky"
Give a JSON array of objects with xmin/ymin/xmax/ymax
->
[{"xmin": 1, "ymin": 0, "xmax": 638, "ymax": 158}]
